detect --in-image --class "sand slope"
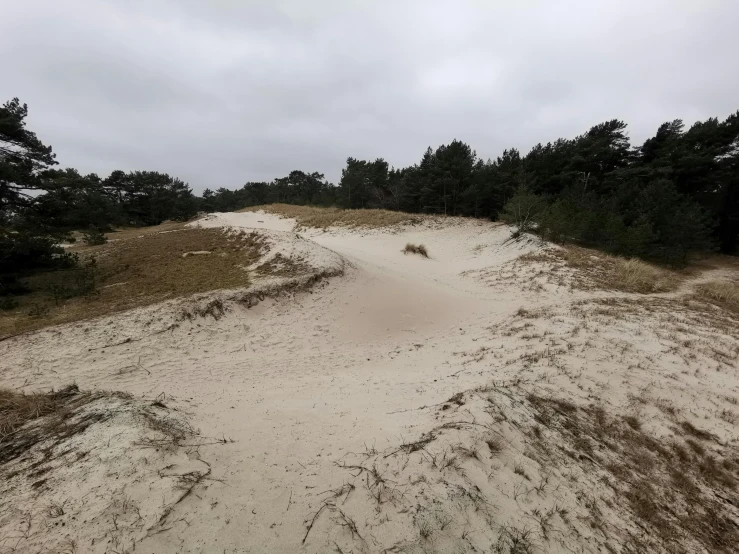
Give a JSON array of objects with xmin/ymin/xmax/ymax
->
[{"xmin": 2, "ymin": 211, "xmax": 738, "ymax": 553}]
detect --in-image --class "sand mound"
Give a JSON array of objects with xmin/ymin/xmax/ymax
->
[
  {"xmin": 1, "ymin": 210, "xmax": 737, "ymax": 553},
  {"xmin": 305, "ymin": 383, "xmax": 738, "ymax": 553},
  {"xmin": 0, "ymin": 386, "xmax": 225, "ymax": 554}
]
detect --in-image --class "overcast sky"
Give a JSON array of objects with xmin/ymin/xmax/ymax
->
[{"xmin": 2, "ymin": 0, "xmax": 738, "ymax": 192}]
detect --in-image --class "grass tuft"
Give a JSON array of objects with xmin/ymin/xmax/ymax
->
[
  {"xmin": 403, "ymin": 243, "xmax": 429, "ymax": 258},
  {"xmin": 680, "ymin": 420, "xmax": 714, "ymax": 441},
  {"xmin": 561, "ymin": 248, "xmax": 680, "ymax": 293},
  {"xmin": 0, "ymin": 388, "xmax": 65, "ymax": 440},
  {"xmin": 695, "ymin": 280, "xmax": 739, "ymax": 313}
]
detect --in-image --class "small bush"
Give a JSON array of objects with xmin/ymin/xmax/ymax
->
[
  {"xmin": 83, "ymin": 225, "xmax": 107, "ymax": 246},
  {"xmin": 0, "ymin": 296, "xmax": 18, "ymax": 311},
  {"xmin": 0, "ymin": 229, "xmax": 76, "ymax": 277},
  {"xmin": 403, "ymin": 243, "xmax": 429, "ymax": 258},
  {"xmin": 500, "ymin": 186, "xmax": 546, "ymax": 237}
]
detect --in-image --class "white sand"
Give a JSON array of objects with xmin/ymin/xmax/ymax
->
[{"xmin": 2, "ymin": 211, "xmax": 738, "ymax": 553}]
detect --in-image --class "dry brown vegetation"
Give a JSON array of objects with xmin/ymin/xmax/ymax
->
[
  {"xmin": 0, "ymin": 385, "xmax": 123, "ymax": 465},
  {"xmin": 0, "ymin": 227, "xmax": 270, "ymax": 337},
  {"xmin": 402, "ymin": 243, "xmax": 429, "ymax": 258},
  {"xmin": 559, "ymin": 247, "xmax": 681, "ymax": 293},
  {"xmin": 516, "ymin": 246, "xmax": 682, "ymax": 294},
  {"xmin": 240, "ymin": 203, "xmax": 422, "ymax": 229},
  {"xmin": 311, "ymin": 384, "xmax": 739, "ymax": 554},
  {"xmin": 695, "ymin": 280, "xmax": 739, "ymax": 313},
  {"xmin": 61, "ymin": 220, "xmax": 192, "ymax": 247},
  {"xmin": 527, "ymin": 392, "xmax": 738, "ymax": 553},
  {"xmin": 0, "ymin": 387, "xmax": 79, "ymax": 444},
  {"xmin": 0, "ymin": 384, "xmax": 222, "ymax": 553}
]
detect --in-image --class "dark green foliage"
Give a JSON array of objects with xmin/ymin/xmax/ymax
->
[
  {"xmin": 0, "ymin": 295, "xmax": 18, "ymax": 311},
  {"xmin": 326, "ymin": 112, "xmax": 737, "ymax": 263},
  {"xmin": 0, "ymin": 229, "xmax": 75, "ymax": 276},
  {"xmin": 2, "ymin": 95, "xmax": 737, "ymax": 293},
  {"xmin": 195, "ymin": 109, "xmax": 734, "ymax": 263},
  {"xmin": 1, "ymin": 98, "xmax": 199, "ymax": 298},
  {"xmin": 32, "ymin": 169, "xmax": 119, "ymax": 232},
  {"xmin": 198, "ymin": 171, "xmax": 337, "ymax": 212},
  {"xmin": 339, "ymin": 158, "xmax": 389, "ymax": 209},
  {"xmin": 83, "ymin": 225, "xmax": 107, "ymax": 246},
  {"xmin": 0, "ymin": 98, "xmax": 57, "ymax": 211},
  {"xmin": 500, "ymin": 186, "xmax": 547, "ymax": 236},
  {"xmin": 0, "ymin": 98, "xmax": 70, "ymax": 286},
  {"xmin": 103, "ymin": 170, "xmax": 197, "ymax": 225},
  {"xmin": 45, "ymin": 258, "xmax": 98, "ymax": 304},
  {"xmin": 0, "ymin": 229, "xmax": 77, "ymax": 297}
]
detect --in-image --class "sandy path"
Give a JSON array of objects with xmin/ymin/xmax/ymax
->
[
  {"xmin": 5, "ymin": 211, "xmax": 737, "ymax": 553},
  {"xmin": 4, "ymin": 212, "xmax": 545, "ymax": 552}
]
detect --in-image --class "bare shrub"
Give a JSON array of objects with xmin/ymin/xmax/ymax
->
[
  {"xmin": 500, "ymin": 186, "xmax": 546, "ymax": 238},
  {"xmin": 0, "ymin": 388, "xmax": 65, "ymax": 439},
  {"xmin": 680, "ymin": 420, "xmax": 714, "ymax": 441},
  {"xmin": 486, "ymin": 436, "xmax": 504, "ymax": 455},
  {"xmin": 82, "ymin": 225, "xmax": 107, "ymax": 246}
]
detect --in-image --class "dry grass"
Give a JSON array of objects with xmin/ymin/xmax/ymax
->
[
  {"xmin": 67, "ymin": 220, "xmax": 191, "ymax": 246},
  {"xmin": 320, "ymin": 380, "xmax": 739, "ymax": 553},
  {"xmin": 1, "ymin": 227, "xmax": 271, "ymax": 337},
  {"xmin": 609, "ymin": 258, "xmax": 679, "ymax": 293},
  {"xmin": 525, "ymin": 394, "xmax": 739, "ymax": 553},
  {"xmin": 695, "ymin": 280, "xmax": 739, "ymax": 313},
  {"xmin": 240, "ymin": 204, "xmax": 421, "ymax": 229},
  {"xmin": 0, "ymin": 385, "xmax": 114, "ymax": 465},
  {"xmin": 561, "ymin": 248, "xmax": 681, "ymax": 293},
  {"xmin": 403, "ymin": 243, "xmax": 429, "ymax": 258},
  {"xmin": 518, "ymin": 246, "xmax": 683, "ymax": 294},
  {"xmin": 0, "ymin": 388, "xmax": 64, "ymax": 440},
  {"xmin": 99, "ymin": 220, "xmax": 192, "ymax": 243}
]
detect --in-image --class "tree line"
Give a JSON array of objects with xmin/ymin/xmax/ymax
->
[
  {"xmin": 204, "ymin": 114, "xmax": 738, "ymax": 264},
  {"xmin": 2, "ymin": 96, "xmax": 738, "ymax": 297}
]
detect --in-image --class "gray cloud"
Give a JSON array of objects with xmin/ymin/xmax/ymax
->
[{"xmin": 2, "ymin": 0, "xmax": 738, "ymax": 191}]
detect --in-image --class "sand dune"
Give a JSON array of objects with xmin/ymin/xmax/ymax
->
[{"xmin": 2, "ymin": 211, "xmax": 737, "ymax": 553}]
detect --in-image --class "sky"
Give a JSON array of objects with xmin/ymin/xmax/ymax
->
[{"xmin": 2, "ymin": 0, "xmax": 738, "ymax": 192}]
